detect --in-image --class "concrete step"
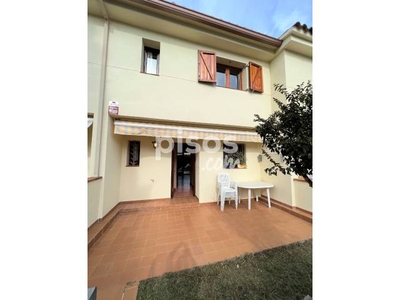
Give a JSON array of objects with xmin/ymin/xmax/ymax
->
[{"xmin": 259, "ymin": 195, "xmax": 312, "ymax": 223}]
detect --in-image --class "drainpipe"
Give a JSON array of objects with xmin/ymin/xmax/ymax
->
[{"xmin": 94, "ymin": 0, "xmax": 109, "ymax": 176}]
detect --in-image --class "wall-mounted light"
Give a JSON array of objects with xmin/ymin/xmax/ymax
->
[{"xmin": 152, "ymin": 140, "xmax": 158, "ymax": 149}]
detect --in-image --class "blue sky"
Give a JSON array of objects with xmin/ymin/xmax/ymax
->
[{"xmin": 166, "ymin": 0, "xmax": 312, "ymax": 38}]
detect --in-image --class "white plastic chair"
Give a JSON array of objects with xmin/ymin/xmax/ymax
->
[{"xmin": 216, "ymin": 173, "xmax": 238, "ymax": 211}]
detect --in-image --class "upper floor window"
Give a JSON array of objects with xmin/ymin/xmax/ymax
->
[
  {"xmin": 198, "ymin": 50, "xmax": 263, "ymax": 93},
  {"xmin": 142, "ymin": 39, "xmax": 160, "ymax": 75},
  {"xmin": 217, "ymin": 64, "xmax": 242, "ymax": 90}
]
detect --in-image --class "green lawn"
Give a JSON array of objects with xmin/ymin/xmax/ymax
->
[{"xmin": 137, "ymin": 239, "xmax": 312, "ymax": 300}]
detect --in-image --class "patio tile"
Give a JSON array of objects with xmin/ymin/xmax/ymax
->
[
  {"xmin": 100, "ymin": 253, "xmax": 117, "ymax": 264},
  {"xmin": 113, "ymin": 251, "xmax": 130, "ymax": 263},
  {"xmin": 192, "ymin": 253, "xmax": 208, "ymax": 266},
  {"xmin": 157, "ymin": 236, "xmax": 172, "ymax": 245},
  {"xmin": 89, "ymin": 200, "xmax": 312, "ymax": 300},
  {"xmin": 92, "ymin": 263, "xmax": 112, "ymax": 278},
  {"xmin": 143, "ymin": 246, "xmax": 158, "ymax": 256},
  {"xmin": 88, "ymin": 266, "xmax": 96, "ymax": 278},
  {"xmin": 96, "ymin": 285, "xmax": 125, "ymax": 300},
  {"xmin": 108, "ymin": 261, "xmax": 128, "ymax": 274},
  {"xmin": 88, "ymin": 255, "xmax": 103, "ymax": 267},
  {"xmin": 189, "ymin": 245, "xmax": 204, "ymax": 255},
  {"xmin": 99, "ymin": 273, "xmax": 125, "ymax": 288},
  {"xmin": 156, "ymin": 244, "xmax": 169, "ymax": 254},
  {"xmin": 139, "ymin": 254, "xmax": 156, "ymax": 268},
  {"xmin": 136, "ymin": 266, "xmax": 152, "ymax": 280},
  {"xmin": 123, "ymin": 286, "xmax": 138, "ymax": 300},
  {"xmin": 154, "ymin": 252, "xmax": 170, "ymax": 263},
  {"xmin": 129, "ymin": 247, "xmax": 144, "ymax": 259},
  {"xmin": 213, "ymin": 240, "xmax": 227, "ymax": 251},
  {"xmin": 202, "ymin": 243, "xmax": 216, "ymax": 253},
  {"xmin": 91, "ymin": 247, "xmax": 108, "ymax": 257},
  {"xmin": 124, "ymin": 258, "xmax": 141, "ymax": 271},
  {"xmin": 151, "ymin": 262, "xmax": 167, "ymax": 277},
  {"xmin": 119, "ymin": 269, "xmax": 140, "ymax": 282},
  {"xmin": 144, "ymin": 239, "xmax": 157, "ymax": 247},
  {"xmin": 223, "ymin": 239, "xmax": 236, "ymax": 248},
  {"xmin": 88, "ymin": 276, "xmax": 104, "ymax": 288},
  {"xmin": 188, "ymin": 238, "xmax": 201, "ymax": 246}
]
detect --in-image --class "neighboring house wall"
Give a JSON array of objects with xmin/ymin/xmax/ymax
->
[
  {"xmin": 283, "ymin": 50, "xmax": 312, "ymax": 87},
  {"xmin": 262, "ymin": 50, "xmax": 293, "ymax": 206},
  {"xmin": 293, "ymin": 180, "xmax": 312, "ymax": 212},
  {"xmin": 105, "ymin": 21, "xmax": 272, "ymax": 128},
  {"xmin": 98, "ymin": 116, "xmax": 123, "ymax": 216},
  {"xmin": 119, "ymin": 135, "xmax": 172, "ymax": 201},
  {"xmin": 88, "ymin": 15, "xmax": 104, "ymax": 115},
  {"xmin": 88, "ymin": 179, "xmax": 102, "ymax": 227},
  {"xmin": 88, "ymin": 15, "xmax": 104, "ymax": 177},
  {"xmin": 259, "ymin": 49, "xmax": 312, "ymax": 209},
  {"xmin": 269, "ymin": 51, "xmax": 287, "ymax": 110}
]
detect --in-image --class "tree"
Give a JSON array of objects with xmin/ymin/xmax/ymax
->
[{"xmin": 254, "ymin": 82, "xmax": 313, "ymax": 187}]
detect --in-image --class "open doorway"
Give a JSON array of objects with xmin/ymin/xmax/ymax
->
[{"xmin": 171, "ymin": 143, "xmax": 196, "ymax": 198}]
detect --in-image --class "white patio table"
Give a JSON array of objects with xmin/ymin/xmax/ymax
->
[{"xmin": 236, "ymin": 182, "xmax": 274, "ymax": 210}]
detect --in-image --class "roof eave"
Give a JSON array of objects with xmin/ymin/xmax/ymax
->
[{"xmin": 104, "ymin": 0, "xmax": 282, "ymax": 48}]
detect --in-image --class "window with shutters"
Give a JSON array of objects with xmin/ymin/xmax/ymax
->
[
  {"xmin": 249, "ymin": 62, "xmax": 263, "ymax": 93},
  {"xmin": 198, "ymin": 50, "xmax": 262, "ymax": 93},
  {"xmin": 127, "ymin": 141, "xmax": 140, "ymax": 167},
  {"xmin": 198, "ymin": 50, "xmax": 216, "ymax": 83},
  {"xmin": 142, "ymin": 39, "xmax": 160, "ymax": 75},
  {"xmin": 216, "ymin": 64, "xmax": 243, "ymax": 90}
]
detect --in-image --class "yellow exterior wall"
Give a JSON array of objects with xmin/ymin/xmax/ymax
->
[
  {"xmin": 119, "ymin": 136, "xmax": 172, "ymax": 201},
  {"xmin": 88, "ymin": 15, "xmax": 104, "ymax": 115},
  {"xmin": 259, "ymin": 153, "xmax": 293, "ymax": 206},
  {"xmin": 87, "ymin": 11, "xmax": 312, "ymax": 225},
  {"xmin": 195, "ymin": 150, "xmax": 200, "ymax": 199},
  {"xmin": 260, "ymin": 50, "xmax": 312, "ymax": 207},
  {"xmin": 198, "ymin": 142, "xmax": 263, "ymax": 203},
  {"xmin": 88, "ymin": 179, "xmax": 102, "ymax": 227},
  {"xmin": 270, "ymin": 51, "xmax": 287, "ymax": 110},
  {"xmin": 88, "ymin": 126, "xmax": 92, "ymax": 175},
  {"xmin": 98, "ymin": 116, "xmax": 123, "ymax": 216},
  {"xmin": 105, "ymin": 21, "xmax": 272, "ymax": 128},
  {"xmin": 88, "ymin": 15, "xmax": 104, "ymax": 177},
  {"xmin": 293, "ymin": 180, "xmax": 312, "ymax": 212},
  {"xmin": 283, "ymin": 50, "xmax": 312, "ymax": 87}
]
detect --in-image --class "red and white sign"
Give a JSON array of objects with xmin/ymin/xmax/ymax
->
[{"xmin": 108, "ymin": 101, "xmax": 119, "ymax": 116}]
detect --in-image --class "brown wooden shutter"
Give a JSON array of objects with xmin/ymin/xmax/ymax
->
[
  {"xmin": 249, "ymin": 62, "xmax": 263, "ymax": 93},
  {"xmin": 198, "ymin": 50, "xmax": 216, "ymax": 83}
]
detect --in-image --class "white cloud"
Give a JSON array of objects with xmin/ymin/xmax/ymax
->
[{"xmin": 272, "ymin": 9, "xmax": 309, "ymax": 36}]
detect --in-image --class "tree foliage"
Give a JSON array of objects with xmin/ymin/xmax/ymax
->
[{"xmin": 254, "ymin": 82, "xmax": 313, "ymax": 187}]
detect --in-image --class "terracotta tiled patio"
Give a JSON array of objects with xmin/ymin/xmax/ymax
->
[{"xmin": 88, "ymin": 198, "xmax": 312, "ymax": 300}]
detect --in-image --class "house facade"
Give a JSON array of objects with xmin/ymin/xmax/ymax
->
[{"xmin": 88, "ymin": 0, "xmax": 313, "ymax": 227}]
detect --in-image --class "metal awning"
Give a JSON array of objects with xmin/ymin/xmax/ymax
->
[{"xmin": 114, "ymin": 121, "xmax": 261, "ymax": 143}]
